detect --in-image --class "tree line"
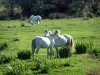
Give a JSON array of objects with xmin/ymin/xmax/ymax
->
[{"xmin": 0, "ymin": 0, "xmax": 100, "ymax": 19}]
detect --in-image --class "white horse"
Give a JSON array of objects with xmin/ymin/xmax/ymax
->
[
  {"xmin": 44, "ymin": 30, "xmax": 74, "ymax": 58},
  {"xmin": 28, "ymin": 15, "xmax": 42, "ymax": 25},
  {"xmin": 32, "ymin": 30, "xmax": 60, "ymax": 59}
]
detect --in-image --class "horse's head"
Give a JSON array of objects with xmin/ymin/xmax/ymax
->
[
  {"xmin": 44, "ymin": 29, "xmax": 51, "ymax": 37},
  {"xmin": 37, "ymin": 15, "xmax": 42, "ymax": 21},
  {"xmin": 53, "ymin": 29, "xmax": 61, "ymax": 38}
]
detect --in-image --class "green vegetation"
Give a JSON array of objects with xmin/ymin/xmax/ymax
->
[
  {"xmin": 17, "ymin": 50, "xmax": 31, "ymax": 60},
  {"xmin": 75, "ymin": 42, "xmax": 87, "ymax": 54},
  {"xmin": 0, "ymin": 17, "xmax": 100, "ymax": 75},
  {"xmin": 0, "ymin": 42, "xmax": 8, "ymax": 51},
  {"xmin": 0, "ymin": 0, "xmax": 100, "ymax": 19}
]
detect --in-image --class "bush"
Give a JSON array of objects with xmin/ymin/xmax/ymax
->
[
  {"xmin": 49, "ymin": 13, "xmax": 66, "ymax": 19},
  {"xmin": 59, "ymin": 47, "xmax": 72, "ymax": 58},
  {"xmin": 17, "ymin": 50, "xmax": 31, "ymax": 60},
  {"xmin": 75, "ymin": 42, "xmax": 87, "ymax": 54},
  {"xmin": 0, "ymin": 54, "xmax": 11, "ymax": 64},
  {"xmin": 0, "ymin": 42, "xmax": 8, "ymax": 51}
]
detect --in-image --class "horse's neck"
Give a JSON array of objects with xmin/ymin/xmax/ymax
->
[{"xmin": 47, "ymin": 35, "xmax": 56, "ymax": 42}]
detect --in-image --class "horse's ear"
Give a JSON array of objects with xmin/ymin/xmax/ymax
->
[{"xmin": 55, "ymin": 29, "xmax": 60, "ymax": 34}]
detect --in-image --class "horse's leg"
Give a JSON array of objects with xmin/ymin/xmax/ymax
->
[
  {"xmin": 32, "ymin": 39, "xmax": 36, "ymax": 58},
  {"xmin": 47, "ymin": 48, "xmax": 49, "ymax": 58},
  {"xmin": 35, "ymin": 46, "xmax": 40, "ymax": 54},
  {"xmin": 50, "ymin": 47, "xmax": 53, "ymax": 59},
  {"xmin": 55, "ymin": 47, "xmax": 60, "ymax": 58},
  {"xmin": 37, "ymin": 20, "xmax": 40, "ymax": 25}
]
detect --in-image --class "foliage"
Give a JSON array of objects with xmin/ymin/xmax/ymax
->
[
  {"xmin": 40, "ymin": 64, "xmax": 50, "ymax": 74},
  {"xmin": 0, "ymin": 42, "xmax": 8, "ymax": 51},
  {"xmin": 12, "ymin": 37, "xmax": 20, "ymax": 42},
  {"xmin": 0, "ymin": 54, "xmax": 11, "ymax": 64},
  {"xmin": 0, "ymin": 0, "xmax": 100, "ymax": 19},
  {"xmin": 17, "ymin": 50, "xmax": 31, "ymax": 60},
  {"xmin": 87, "ymin": 42, "xmax": 100, "ymax": 57},
  {"xmin": 20, "ymin": 23, "xmax": 25, "ymax": 27},
  {"xmin": 49, "ymin": 13, "xmax": 66, "ymax": 19},
  {"xmin": 75, "ymin": 42, "xmax": 87, "ymax": 54},
  {"xmin": 5, "ymin": 61, "xmax": 27, "ymax": 75},
  {"xmin": 59, "ymin": 47, "xmax": 72, "ymax": 58}
]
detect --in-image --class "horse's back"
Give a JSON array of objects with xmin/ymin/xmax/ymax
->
[
  {"xmin": 63, "ymin": 34, "xmax": 72, "ymax": 42},
  {"xmin": 34, "ymin": 36, "xmax": 50, "ymax": 48},
  {"xmin": 55, "ymin": 35, "xmax": 67, "ymax": 47}
]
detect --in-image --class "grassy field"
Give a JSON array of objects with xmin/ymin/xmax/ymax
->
[{"xmin": 0, "ymin": 17, "xmax": 100, "ymax": 75}]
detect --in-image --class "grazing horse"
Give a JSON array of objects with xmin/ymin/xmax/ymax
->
[
  {"xmin": 32, "ymin": 30, "xmax": 61, "ymax": 59},
  {"xmin": 28, "ymin": 15, "xmax": 42, "ymax": 25},
  {"xmin": 44, "ymin": 30, "xmax": 74, "ymax": 58}
]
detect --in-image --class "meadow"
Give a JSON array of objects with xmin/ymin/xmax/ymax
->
[{"xmin": 0, "ymin": 17, "xmax": 100, "ymax": 75}]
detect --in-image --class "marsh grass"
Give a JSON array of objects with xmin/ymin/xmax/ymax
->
[
  {"xmin": 0, "ymin": 42, "xmax": 8, "ymax": 51},
  {"xmin": 5, "ymin": 61, "xmax": 26, "ymax": 75},
  {"xmin": 0, "ymin": 17, "xmax": 100, "ymax": 75},
  {"xmin": 0, "ymin": 53, "xmax": 11, "ymax": 64},
  {"xmin": 75, "ymin": 42, "xmax": 87, "ymax": 54},
  {"xmin": 17, "ymin": 50, "xmax": 31, "ymax": 60},
  {"xmin": 12, "ymin": 37, "xmax": 20, "ymax": 42},
  {"xmin": 59, "ymin": 47, "xmax": 72, "ymax": 58}
]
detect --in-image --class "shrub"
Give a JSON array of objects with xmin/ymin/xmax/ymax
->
[
  {"xmin": 0, "ymin": 42, "xmax": 8, "ymax": 51},
  {"xmin": 59, "ymin": 47, "xmax": 72, "ymax": 58},
  {"xmin": 17, "ymin": 50, "xmax": 31, "ymax": 60},
  {"xmin": 0, "ymin": 54, "xmax": 11, "ymax": 64},
  {"xmin": 75, "ymin": 42, "xmax": 87, "ymax": 54},
  {"xmin": 49, "ymin": 13, "xmax": 66, "ymax": 19}
]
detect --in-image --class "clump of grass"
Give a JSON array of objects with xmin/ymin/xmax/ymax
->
[
  {"xmin": 7, "ymin": 26, "xmax": 12, "ymax": 28},
  {"xmin": 88, "ymin": 48, "xmax": 100, "ymax": 57},
  {"xmin": 12, "ymin": 37, "xmax": 20, "ymax": 42},
  {"xmin": 33, "ymin": 58, "xmax": 41, "ymax": 70},
  {"xmin": 20, "ymin": 23, "xmax": 25, "ymax": 27},
  {"xmin": 40, "ymin": 65, "xmax": 50, "ymax": 74},
  {"xmin": 63, "ymin": 61, "xmax": 70, "ymax": 67},
  {"xmin": 5, "ymin": 61, "xmax": 26, "ymax": 75},
  {"xmin": 75, "ymin": 42, "xmax": 87, "ymax": 54},
  {"xmin": 0, "ymin": 54, "xmax": 11, "ymax": 64},
  {"xmin": 59, "ymin": 47, "xmax": 72, "ymax": 58},
  {"xmin": 87, "ymin": 41, "xmax": 100, "ymax": 57},
  {"xmin": 17, "ymin": 50, "xmax": 31, "ymax": 60},
  {"xmin": 0, "ymin": 42, "xmax": 8, "ymax": 51}
]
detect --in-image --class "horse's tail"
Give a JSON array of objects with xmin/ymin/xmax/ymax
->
[
  {"xmin": 32, "ymin": 38, "xmax": 36, "ymax": 58},
  {"xmin": 70, "ymin": 36, "xmax": 74, "ymax": 51}
]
